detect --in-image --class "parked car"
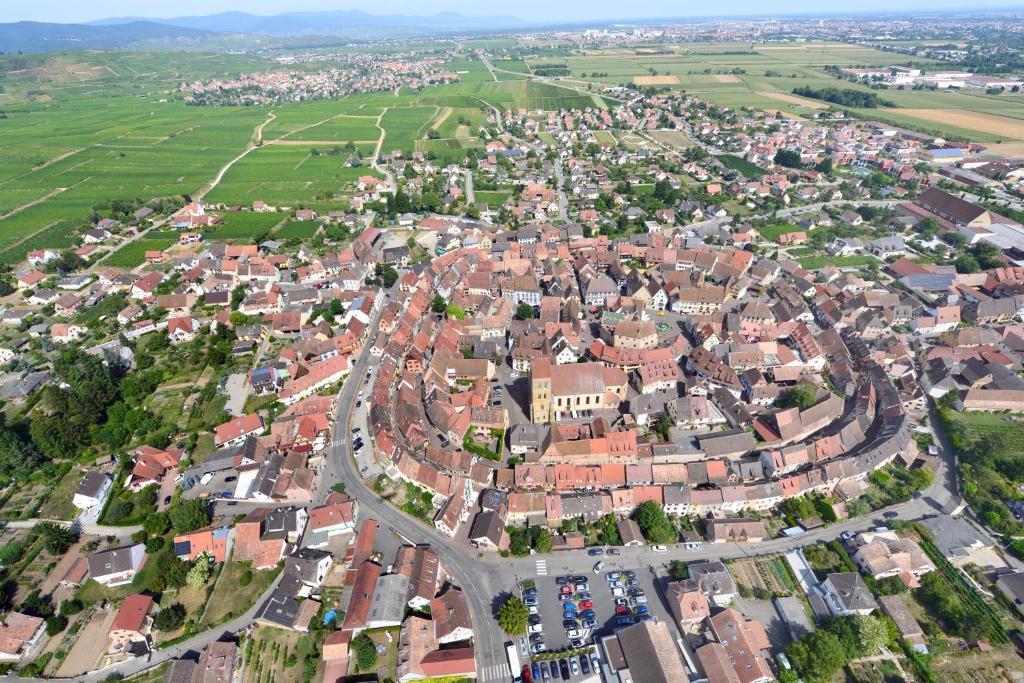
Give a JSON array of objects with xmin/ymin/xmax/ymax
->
[
  {"xmin": 524, "ymin": 596, "xmax": 538, "ymax": 606},
  {"xmin": 622, "ymin": 570, "xmax": 636, "ymax": 579},
  {"xmin": 532, "ymin": 662, "xmax": 541, "ymax": 681},
  {"xmin": 626, "ymin": 579, "xmax": 640, "ymax": 587},
  {"xmin": 593, "ymin": 561, "xmax": 605, "ymax": 574},
  {"xmin": 590, "ymin": 651, "xmax": 601, "ymax": 671},
  {"xmin": 634, "ymin": 594, "xmax": 648, "ymax": 605},
  {"xmin": 555, "ymin": 576, "xmax": 570, "ymax": 586},
  {"xmin": 531, "ymin": 642, "xmax": 547, "ymax": 654},
  {"xmin": 580, "ymin": 655, "xmax": 591, "ymax": 676},
  {"xmin": 562, "ymin": 619, "xmax": 578, "ymax": 630},
  {"xmin": 558, "ymin": 659, "xmax": 570, "ymax": 681},
  {"xmin": 540, "ymin": 661, "xmax": 550, "ymax": 681},
  {"xmin": 566, "ymin": 628, "xmax": 584, "ymax": 639},
  {"xmin": 588, "ymin": 548, "xmax": 605, "ymax": 556},
  {"xmin": 579, "ymin": 599, "xmax": 593, "ymax": 609},
  {"xmin": 529, "ymin": 634, "xmax": 544, "ymax": 644},
  {"xmin": 581, "ymin": 609, "xmax": 596, "ymax": 620},
  {"xmin": 616, "ymin": 615, "xmax": 635, "ymax": 626},
  {"xmin": 606, "ymin": 571, "xmax": 621, "ymax": 581},
  {"xmin": 529, "ymin": 614, "xmax": 541, "ymax": 625},
  {"xmin": 883, "ymin": 511, "xmax": 899, "ymax": 519},
  {"xmin": 570, "ymin": 657, "xmax": 580, "ymax": 676},
  {"xmin": 582, "ymin": 618, "xmax": 598, "ymax": 628},
  {"xmin": 635, "ymin": 605, "xmax": 649, "ymax": 615},
  {"xmin": 609, "ymin": 580, "xmax": 624, "ymax": 589},
  {"xmin": 612, "ymin": 587, "xmax": 625, "ymax": 597},
  {"xmin": 615, "ymin": 606, "xmax": 629, "ymax": 616},
  {"xmin": 652, "ymin": 545, "xmax": 668, "ymax": 552}
]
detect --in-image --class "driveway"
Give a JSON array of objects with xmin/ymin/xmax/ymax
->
[{"xmin": 223, "ymin": 372, "xmax": 250, "ymax": 416}]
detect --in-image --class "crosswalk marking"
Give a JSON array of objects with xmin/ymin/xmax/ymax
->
[
  {"xmin": 535, "ymin": 559, "xmax": 548, "ymax": 575},
  {"xmin": 481, "ymin": 662, "xmax": 511, "ymax": 681}
]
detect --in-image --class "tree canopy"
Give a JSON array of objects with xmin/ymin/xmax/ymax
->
[{"xmin": 497, "ymin": 596, "xmax": 529, "ymax": 635}]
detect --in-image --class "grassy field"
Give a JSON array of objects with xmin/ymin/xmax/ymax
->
[
  {"xmin": 209, "ymin": 211, "xmax": 285, "ymax": 240},
  {"xmin": 758, "ymin": 223, "xmax": 804, "ymax": 240},
  {"xmin": 274, "ymin": 220, "xmax": 321, "ymax": 240},
  {"xmin": 200, "ymin": 560, "xmax": 280, "ymax": 627},
  {"xmin": 105, "ymin": 238, "xmax": 175, "ymax": 267},
  {"xmin": 798, "ymin": 254, "xmax": 879, "ymax": 269}
]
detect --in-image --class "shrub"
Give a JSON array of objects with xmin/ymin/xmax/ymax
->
[{"xmin": 240, "ymin": 571, "xmax": 253, "ymax": 587}]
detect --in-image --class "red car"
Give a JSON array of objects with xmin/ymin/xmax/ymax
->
[
  {"xmin": 615, "ymin": 606, "xmax": 629, "ymax": 616},
  {"xmin": 580, "ymin": 600, "xmax": 593, "ymax": 609},
  {"xmin": 522, "ymin": 665, "xmax": 533, "ymax": 682},
  {"xmin": 560, "ymin": 585, "xmax": 572, "ymax": 595}
]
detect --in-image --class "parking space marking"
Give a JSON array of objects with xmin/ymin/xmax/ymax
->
[{"xmin": 536, "ymin": 559, "xmax": 548, "ymax": 575}]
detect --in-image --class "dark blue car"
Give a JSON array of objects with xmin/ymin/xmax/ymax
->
[
  {"xmin": 532, "ymin": 662, "xmax": 540, "ymax": 680},
  {"xmin": 616, "ymin": 615, "xmax": 634, "ymax": 626}
]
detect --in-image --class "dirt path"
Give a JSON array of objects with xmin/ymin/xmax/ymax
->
[
  {"xmin": 427, "ymin": 107, "xmax": 454, "ymax": 137},
  {"xmin": 194, "ymin": 111, "xmax": 275, "ymax": 200},
  {"xmin": 0, "ymin": 146, "xmax": 88, "ymax": 187},
  {"xmin": 372, "ymin": 108, "xmax": 389, "ymax": 163},
  {"xmin": 266, "ymin": 139, "xmax": 380, "ymax": 146},
  {"xmin": 57, "ymin": 607, "xmax": 116, "ymax": 677},
  {"xmin": 0, "ymin": 186, "xmax": 72, "ymax": 221}
]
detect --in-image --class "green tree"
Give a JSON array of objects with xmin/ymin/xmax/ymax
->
[
  {"xmin": 33, "ymin": 522, "xmax": 78, "ymax": 555},
  {"xmin": 669, "ymin": 560, "xmax": 688, "ymax": 580},
  {"xmin": 167, "ymin": 499, "xmax": 209, "ymax": 534},
  {"xmin": 431, "ymin": 295, "xmax": 447, "ymax": 314},
  {"xmin": 777, "ymin": 383, "xmax": 818, "ymax": 411},
  {"xmin": 515, "ymin": 303, "xmax": 534, "ymax": 320},
  {"xmin": 497, "ymin": 596, "xmax": 529, "ymax": 635},
  {"xmin": 786, "ymin": 629, "xmax": 846, "ymax": 681},
  {"xmin": 533, "ymin": 528, "xmax": 553, "ymax": 554},
  {"xmin": 186, "ymin": 555, "xmax": 212, "ymax": 588},
  {"xmin": 153, "ymin": 603, "xmax": 186, "ymax": 631},
  {"xmin": 143, "ymin": 511, "xmax": 170, "ymax": 536},
  {"xmin": 774, "ymin": 149, "xmax": 803, "ymax": 169},
  {"xmin": 634, "ymin": 500, "xmax": 677, "ymax": 544},
  {"xmin": 351, "ymin": 634, "xmax": 377, "ymax": 670}
]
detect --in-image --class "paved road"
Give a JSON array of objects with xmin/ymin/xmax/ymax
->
[
  {"xmin": 466, "ymin": 169, "xmax": 476, "ymax": 206},
  {"xmin": 324, "ymin": 287, "xmax": 510, "ymax": 680},
  {"xmin": 553, "ymin": 158, "xmax": 569, "ymax": 221}
]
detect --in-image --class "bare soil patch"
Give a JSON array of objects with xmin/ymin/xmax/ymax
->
[
  {"xmin": 634, "ymin": 75, "xmax": 681, "ymax": 85},
  {"xmin": 757, "ymin": 91, "xmax": 830, "ymax": 109},
  {"xmin": 894, "ymin": 108, "xmax": 1024, "ymax": 140}
]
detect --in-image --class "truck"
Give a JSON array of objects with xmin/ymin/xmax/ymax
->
[{"xmin": 505, "ymin": 642, "xmax": 522, "ymax": 682}]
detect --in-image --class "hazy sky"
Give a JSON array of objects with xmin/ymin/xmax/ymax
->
[{"xmin": 6, "ymin": 0, "xmax": 1022, "ymax": 24}]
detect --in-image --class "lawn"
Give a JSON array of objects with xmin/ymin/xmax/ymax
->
[
  {"xmin": 200, "ymin": 560, "xmax": 281, "ymax": 628},
  {"xmin": 243, "ymin": 626, "xmax": 319, "ymax": 683},
  {"xmin": 36, "ymin": 466, "xmax": 83, "ymax": 521},
  {"xmin": 716, "ymin": 154, "xmax": 767, "ymax": 178},
  {"xmin": 757, "ymin": 223, "xmax": 804, "ymax": 240},
  {"xmin": 797, "ymin": 254, "xmax": 879, "ymax": 269}
]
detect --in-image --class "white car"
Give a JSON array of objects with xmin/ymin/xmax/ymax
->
[
  {"xmin": 566, "ymin": 628, "xmax": 583, "ymax": 639},
  {"xmin": 529, "ymin": 605, "xmax": 539, "ymax": 615},
  {"xmin": 634, "ymin": 594, "xmax": 648, "ymax": 604},
  {"xmin": 529, "ymin": 623, "xmax": 544, "ymax": 634},
  {"xmin": 609, "ymin": 580, "xmax": 623, "ymax": 589},
  {"xmin": 652, "ymin": 545, "xmax": 668, "ymax": 553},
  {"xmin": 611, "ymin": 587, "xmax": 625, "ymax": 597}
]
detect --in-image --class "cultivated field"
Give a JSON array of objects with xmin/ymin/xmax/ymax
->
[
  {"xmin": 887, "ymin": 108, "xmax": 1024, "ymax": 140},
  {"xmin": 634, "ymin": 75, "xmax": 680, "ymax": 85}
]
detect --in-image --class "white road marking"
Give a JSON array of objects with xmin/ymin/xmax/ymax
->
[{"xmin": 535, "ymin": 559, "xmax": 548, "ymax": 575}]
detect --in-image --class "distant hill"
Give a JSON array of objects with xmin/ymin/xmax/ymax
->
[
  {"xmin": 88, "ymin": 9, "xmax": 529, "ymax": 36},
  {"xmin": 0, "ymin": 20, "xmax": 210, "ymax": 53}
]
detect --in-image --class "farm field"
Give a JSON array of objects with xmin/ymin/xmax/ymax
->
[
  {"xmin": 379, "ymin": 106, "xmax": 441, "ymax": 154},
  {"xmin": 204, "ymin": 145, "xmax": 379, "ymax": 211}
]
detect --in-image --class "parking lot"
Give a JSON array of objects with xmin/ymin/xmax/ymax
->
[{"xmin": 514, "ymin": 550, "xmax": 680, "ymax": 680}]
